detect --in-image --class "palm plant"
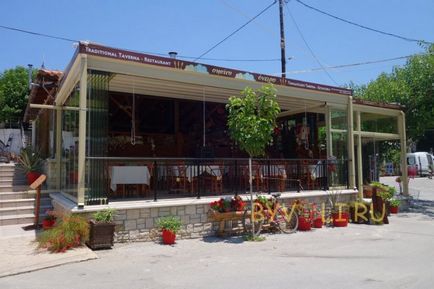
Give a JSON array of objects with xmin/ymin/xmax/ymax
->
[{"xmin": 17, "ymin": 146, "xmax": 43, "ymax": 174}]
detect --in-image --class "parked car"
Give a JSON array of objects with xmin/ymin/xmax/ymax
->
[{"xmin": 407, "ymin": 152, "xmax": 433, "ymax": 177}]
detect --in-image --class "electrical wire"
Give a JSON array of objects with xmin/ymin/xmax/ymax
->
[
  {"xmin": 193, "ymin": 0, "xmax": 277, "ymax": 62},
  {"xmin": 268, "ymin": 51, "xmax": 433, "ymax": 75},
  {"xmin": 0, "ymin": 24, "xmax": 78, "ymax": 43},
  {"xmin": 294, "ymin": 0, "xmax": 433, "ymax": 45},
  {"xmin": 0, "ymin": 23, "xmax": 280, "ymax": 63},
  {"xmin": 284, "ymin": 3, "xmax": 339, "ymax": 85}
]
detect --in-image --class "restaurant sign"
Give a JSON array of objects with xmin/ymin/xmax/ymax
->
[{"xmin": 79, "ymin": 43, "xmax": 352, "ymax": 96}]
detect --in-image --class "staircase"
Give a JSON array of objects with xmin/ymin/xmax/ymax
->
[{"xmin": 0, "ymin": 163, "xmax": 52, "ymax": 226}]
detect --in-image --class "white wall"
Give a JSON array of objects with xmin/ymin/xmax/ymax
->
[{"xmin": 0, "ymin": 129, "xmax": 24, "ymax": 154}]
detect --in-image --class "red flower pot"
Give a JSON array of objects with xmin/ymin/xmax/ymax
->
[
  {"xmin": 162, "ymin": 229, "xmax": 176, "ymax": 245},
  {"xmin": 298, "ymin": 217, "xmax": 312, "ymax": 231},
  {"xmin": 42, "ymin": 219, "xmax": 56, "ymax": 230},
  {"xmin": 390, "ymin": 206, "xmax": 399, "ymax": 214},
  {"xmin": 312, "ymin": 217, "xmax": 323, "ymax": 228},
  {"xmin": 26, "ymin": 171, "xmax": 41, "ymax": 185},
  {"xmin": 332, "ymin": 212, "xmax": 349, "ymax": 227}
]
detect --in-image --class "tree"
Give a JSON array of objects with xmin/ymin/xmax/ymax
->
[
  {"xmin": 226, "ymin": 84, "xmax": 280, "ymax": 236},
  {"xmin": 0, "ymin": 66, "xmax": 31, "ymax": 123},
  {"xmin": 352, "ymin": 44, "xmax": 434, "ymax": 142}
]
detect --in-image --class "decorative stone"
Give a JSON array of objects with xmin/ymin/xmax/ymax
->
[
  {"xmin": 127, "ymin": 209, "xmax": 140, "ymax": 220},
  {"xmin": 125, "ymin": 220, "xmax": 137, "ymax": 231},
  {"xmin": 150, "ymin": 208, "xmax": 159, "ymax": 217},
  {"xmin": 186, "ymin": 205, "xmax": 196, "ymax": 215},
  {"xmin": 145, "ymin": 218, "xmax": 154, "ymax": 229}
]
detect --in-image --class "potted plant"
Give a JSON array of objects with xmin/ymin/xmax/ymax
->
[
  {"xmin": 311, "ymin": 204, "xmax": 323, "ymax": 228},
  {"xmin": 156, "ymin": 216, "xmax": 182, "ymax": 245},
  {"xmin": 17, "ymin": 146, "xmax": 43, "ymax": 185},
  {"xmin": 389, "ymin": 199, "xmax": 401, "ymax": 214},
  {"xmin": 293, "ymin": 200, "xmax": 312, "ymax": 231},
  {"xmin": 42, "ymin": 210, "xmax": 57, "ymax": 230},
  {"xmin": 327, "ymin": 191, "xmax": 349, "ymax": 227},
  {"xmin": 87, "ymin": 208, "xmax": 116, "ymax": 250}
]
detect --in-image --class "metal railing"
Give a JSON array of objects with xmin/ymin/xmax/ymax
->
[{"xmin": 85, "ymin": 157, "xmax": 349, "ymax": 204}]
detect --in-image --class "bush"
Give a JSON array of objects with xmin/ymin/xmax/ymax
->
[
  {"xmin": 93, "ymin": 208, "xmax": 116, "ymax": 223},
  {"xmin": 37, "ymin": 214, "xmax": 89, "ymax": 253},
  {"xmin": 156, "ymin": 216, "xmax": 182, "ymax": 233}
]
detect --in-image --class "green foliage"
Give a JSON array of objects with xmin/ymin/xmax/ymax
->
[
  {"xmin": 243, "ymin": 234, "xmax": 266, "ymax": 242},
  {"xmin": 156, "ymin": 216, "xmax": 182, "ymax": 233},
  {"xmin": 37, "ymin": 214, "xmax": 90, "ymax": 253},
  {"xmin": 353, "ymin": 44, "xmax": 434, "ymax": 141},
  {"xmin": 0, "ymin": 66, "xmax": 33, "ymax": 122},
  {"xmin": 226, "ymin": 84, "xmax": 281, "ymax": 157},
  {"xmin": 93, "ymin": 208, "xmax": 116, "ymax": 223},
  {"xmin": 17, "ymin": 146, "xmax": 43, "ymax": 174},
  {"xmin": 372, "ymin": 183, "xmax": 395, "ymax": 200},
  {"xmin": 389, "ymin": 199, "xmax": 401, "ymax": 207}
]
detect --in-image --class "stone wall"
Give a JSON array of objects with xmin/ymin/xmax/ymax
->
[
  {"xmin": 52, "ymin": 190, "xmax": 358, "ymax": 243},
  {"xmin": 113, "ymin": 204, "xmax": 216, "ymax": 242}
]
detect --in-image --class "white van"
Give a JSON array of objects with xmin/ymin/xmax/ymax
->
[{"xmin": 407, "ymin": 152, "xmax": 433, "ymax": 177}]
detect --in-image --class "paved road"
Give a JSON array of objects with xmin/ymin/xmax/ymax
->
[{"xmin": 1, "ymin": 177, "xmax": 433, "ymax": 289}]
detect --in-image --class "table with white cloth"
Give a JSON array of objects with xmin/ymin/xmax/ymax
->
[{"xmin": 110, "ymin": 166, "xmax": 151, "ymax": 193}]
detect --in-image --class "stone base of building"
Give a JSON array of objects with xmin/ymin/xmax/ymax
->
[{"xmin": 51, "ymin": 189, "xmax": 358, "ymax": 243}]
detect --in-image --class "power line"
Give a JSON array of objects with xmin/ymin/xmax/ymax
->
[
  {"xmin": 270, "ymin": 52, "xmax": 433, "ymax": 75},
  {"xmin": 193, "ymin": 0, "xmax": 277, "ymax": 62},
  {"xmin": 0, "ymin": 23, "xmax": 280, "ymax": 63},
  {"xmin": 294, "ymin": 0, "xmax": 433, "ymax": 45},
  {"xmin": 0, "ymin": 24, "xmax": 78, "ymax": 43},
  {"xmin": 284, "ymin": 3, "xmax": 339, "ymax": 85}
]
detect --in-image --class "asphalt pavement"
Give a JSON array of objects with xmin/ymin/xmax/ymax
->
[{"xmin": 1, "ymin": 176, "xmax": 433, "ymax": 289}]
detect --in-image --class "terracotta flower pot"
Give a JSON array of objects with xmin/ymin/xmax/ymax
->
[
  {"xmin": 332, "ymin": 212, "xmax": 349, "ymax": 227},
  {"xmin": 390, "ymin": 206, "xmax": 399, "ymax": 214},
  {"xmin": 26, "ymin": 171, "xmax": 41, "ymax": 185},
  {"xmin": 162, "ymin": 229, "xmax": 176, "ymax": 245},
  {"xmin": 312, "ymin": 217, "xmax": 323, "ymax": 228},
  {"xmin": 298, "ymin": 216, "xmax": 312, "ymax": 231},
  {"xmin": 42, "ymin": 219, "xmax": 56, "ymax": 230}
]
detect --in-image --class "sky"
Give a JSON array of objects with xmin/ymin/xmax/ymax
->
[{"xmin": 0, "ymin": 0, "xmax": 433, "ymax": 87}]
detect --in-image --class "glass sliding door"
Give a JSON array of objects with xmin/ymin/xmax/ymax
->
[{"xmin": 85, "ymin": 70, "xmax": 111, "ymax": 205}]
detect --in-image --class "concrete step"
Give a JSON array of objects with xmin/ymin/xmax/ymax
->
[
  {"xmin": 0, "ymin": 185, "xmax": 29, "ymax": 193},
  {"xmin": 0, "ymin": 191, "xmax": 33, "ymax": 200},
  {"xmin": 0, "ymin": 211, "xmax": 53, "ymax": 226},
  {"xmin": 0, "ymin": 204, "xmax": 52, "ymax": 217},
  {"xmin": 0, "ymin": 198, "xmax": 35, "ymax": 209},
  {"xmin": 0, "ymin": 214, "xmax": 35, "ymax": 226},
  {"xmin": 0, "ymin": 166, "xmax": 19, "ymax": 174},
  {"xmin": 0, "ymin": 171, "xmax": 26, "ymax": 177},
  {"xmin": 0, "ymin": 178, "xmax": 27, "ymax": 186}
]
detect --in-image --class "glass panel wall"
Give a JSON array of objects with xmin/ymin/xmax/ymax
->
[
  {"xmin": 61, "ymin": 89, "xmax": 80, "ymax": 200},
  {"xmin": 361, "ymin": 112, "xmax": 398, "ymax": 134},
  {"xmin": 329, "ymin": 108, "xmax": 349, "ymax": 188},
  {"xmin": 331, "ymin": 109, "xmax": 347, "ymax": 130},
  {"xmin": 85, "ymin": 70, "xmax": 110, "ymax": 205}
]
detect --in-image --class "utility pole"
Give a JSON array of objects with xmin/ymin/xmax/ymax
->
[{"xmin": 279, "ymin": 0, "xmax": 286, "ymax": 78}]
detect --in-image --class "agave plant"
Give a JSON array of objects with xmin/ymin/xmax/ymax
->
[{"xmin": 17, "ymin": 146, "xmax": 43, "ymax": 174}]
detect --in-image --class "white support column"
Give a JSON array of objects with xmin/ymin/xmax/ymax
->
[
  {"xmin": 55, "ymin": 107, "xmax": 62, "ymax": 190},
  {"xmin": 347, "ymin": 96, "xmax": 355, "ymax": 189},
  {"xmin": 325, "ymin": 106, "xmax": 332, "ymax": 157},
  {"xmin": 398, "ymin": 112, "xmax": 409, "ymax": 196},
  {"xmin": 77, "ymin": 55, "xmax": 88, "ymax": 208},
  {"xmin": 356, "ymin": 111, "xmax": 363, "ymax": 197}
]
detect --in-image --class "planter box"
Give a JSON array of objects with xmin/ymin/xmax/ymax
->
[
  {"xmin": 209, "ymin": 210, "xmax": 244, "ymax": 221},
  {"xmin": 87, "ymin": 220, "xmax": 116, "ymax": 250}
]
